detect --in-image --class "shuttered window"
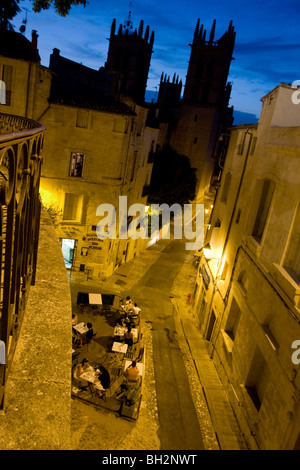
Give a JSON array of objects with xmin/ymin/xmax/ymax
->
[
  {"xmin": 0, "ymin": 65, "xmax": 12, "ymax": 106},
  {"xmin": 63, "ymin": 193, "xmax": 83, "ymax": 222}
]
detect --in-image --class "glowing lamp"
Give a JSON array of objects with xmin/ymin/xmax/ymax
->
[{"xmin": 203, "ymin": 243, "xmax": 213, "ymax": 260}]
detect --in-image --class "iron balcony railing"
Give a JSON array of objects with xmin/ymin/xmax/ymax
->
[{"xmin": 0, "ymin": 112, "xmax": 45, "ymax": 409}]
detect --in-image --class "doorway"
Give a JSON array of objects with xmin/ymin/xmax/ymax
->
[
  {"xmin": 61, "ymin": 238, "xmax": 76, "ymax": 269},
  {"xmin": 206, "ymin": 309, "xmax": 216, "ymax": 341}
]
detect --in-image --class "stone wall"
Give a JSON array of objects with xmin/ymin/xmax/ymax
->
[{"xmin": 0, "ymin": 207, "xmax": 72, "ymax": 450}]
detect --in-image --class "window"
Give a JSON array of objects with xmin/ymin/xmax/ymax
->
[
  {"xmin": 235, "ymin": 208, "xmax": 241, "ymax": 224},
  {"xmin": 130, "ymin": 152, "xmax": 138, "ymax": 181},
  {"xmin": 237, "ymin": 270, "xmax": 248, "ymax": 295},
  {"xmin": 250, "ymin": 136, "xmax": 257, "ymax": 155},
  {"xmin": 251, "ymin": 179, "xmax": 275, "ymax": 243},
  {"xmin": 224, "ymin": 298, "xmax": 241, "ymax": 342},
  {"xmin": 136, "ymin": 112, "xmax": 144, "ymax": 136},
  {"xmin": 220, "ymin": 261, "xmax": 229, "ymax": 281},
  {"xmin": 0, "ymin": 65, "xmax": 12, "ymax": 106},
  {"xmin": 63, "ymin": 193, "xmax": 83, "ymax": 222},
  {"xmin": 76, "ymin": 109, "xmax": 89, "ymax": 128},
  {"xmin": 262, "ymin": 325, "xmax": 279, "ymax": 351},
  {"xmin": 220, "ymin": 172, "xmax": 232, "ymax": 203},
  {"xmin": 147, "ymin": 140, "xmax": 156, "ymax": 164},
  {"xmin": 283, "ymin": 202, "xmax": 300, "ymax": 284},
  {"xmin": 113, "ymin": 117, "xmax": 127, "ymax": 133},
  {"xmin": 245, "ymin": 347, "xmax": 270, "ymax": 411},
  {"xmin": 237, "ymin": 132, "xmax": 246, "ymax": 155},
  {"xmin": 69, "ymin": 152, "xmax": 85, "ymax": 177}
]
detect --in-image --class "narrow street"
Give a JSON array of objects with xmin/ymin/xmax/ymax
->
[
  {"xmin": 130, "ymin": 240, "xmax": 204, "ymax": 450},
  {"xmin": 69, "ymin": 237, "xmax": 219, "ymax": 450}
]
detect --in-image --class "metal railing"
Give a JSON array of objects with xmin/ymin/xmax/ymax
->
[{"xmin": 0, "ymin": 112, "xmax": 45, "ymax": 409}]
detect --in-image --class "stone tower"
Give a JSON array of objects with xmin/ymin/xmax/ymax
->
[
  {"xmin": 183, "ymin": 18, "xmax": 235, "ymax": 106},
  {"xmin": 105, "ymin": 12, "xmax": 154, "ymax": 102},
  {"xmin": 166, "ymin": 18, "xmax": 236, "ymax": 200},
  {"xmin": 157, "ymin": 72, "xmax": 182, "ymax": 122}
]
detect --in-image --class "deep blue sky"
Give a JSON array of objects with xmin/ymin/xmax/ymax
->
[{"xmin": 13, "ymin": 0, "xmax": 300, "ymax": 121}]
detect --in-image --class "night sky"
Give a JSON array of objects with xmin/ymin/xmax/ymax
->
[{"xmin": 13, "ymin": 0, "xmax": 300, "ymax": 123}]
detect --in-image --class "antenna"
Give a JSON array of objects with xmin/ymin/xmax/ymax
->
[
  {"xmin": 19, "ymin": 7, "xmax": 29, "ymax": 34},
  {"xmin": 124, "ymin": 1, "xmax": 134, "ymax": 31}
]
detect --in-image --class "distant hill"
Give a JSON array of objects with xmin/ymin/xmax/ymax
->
[
  {"xmin": 144, "ymin": 89, "xmax": 259, "ymax": 126},
  {"xmin": 232, "ymin": 110, "xmax": 258, "ymax": 125}
]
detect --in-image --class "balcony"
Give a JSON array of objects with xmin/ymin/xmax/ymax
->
[{"xmin": 0, "ymin": 113, "xmax": 72, "ymax": 449}]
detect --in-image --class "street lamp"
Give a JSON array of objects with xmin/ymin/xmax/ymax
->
[{"xmin": 203, "ymin": 243, "xmax": 213, "ymax": 260}]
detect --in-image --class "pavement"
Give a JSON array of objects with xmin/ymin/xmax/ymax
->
[
  {"xmin": 68, "ymin": 236, "xmax": 248, "ymax": 450},
  {"xmin": 170, "ymin": 253, "xmax": 248, "ymax": 450}
]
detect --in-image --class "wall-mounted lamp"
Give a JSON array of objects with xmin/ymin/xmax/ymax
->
[{"xmin": 203, "ymin": 243, "xmax": 213, "ymax": 260}]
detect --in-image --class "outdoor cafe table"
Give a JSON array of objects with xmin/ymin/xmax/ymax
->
[
  {"xmin": 113, "ymin": 326, "xmax": 138, "ymax": 342},
  {"xmin": 73, "ymin": 322, "xmax": 89, "ymax": 335},
  {"xmin": 88, "ymin": 293, "xmax": 102, "ymax": 305},
  {"xmin": 112, "ymin": 342, "xmax": 128, "ymax": 354},
  {"xmin": 73, "ymin": 322, "xmax": 89, "ymax": 344},
  {"xmin": 80, "ymin": 367, "xmax": 105, "ymax": 392}
]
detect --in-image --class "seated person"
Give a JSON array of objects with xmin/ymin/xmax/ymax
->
[
  {"xmin": 96, "ymin": 366, "xmax": 111, "ymax": 398},
  {"xmin": 125, "ymin": 361, "xmax": 139, "ymax": 383},
  {"xmin": 130, "ymin": 303, "xmax": 141, "ymax": 325},
  {"xmin": 72, "ymin": 314, "xmax": 82, "ymax": 347},
  {"xmin": 131, "ymin": 303, "xmax": 141, "ymax": 317},
  {"xmin": 74, "ymin": 358, "xmax": 92, "ymax": 390},
  {"xmin": 124, "ymin": 326, "xmax": 134, "ymax": 348},
  {"xmin": 116, "ymin": 315, "xmax": 127, "ymax": 327},
  {"xmin": 124, "ymin": 296, "xmax": 133, "ymax": 313},
  {"xmin": 124, "ymin": 381, "xmax": 141, "ymax": 407},
  {"xmin": 125, "ymin": 360, "xmax": 139, "ymax": 383},
  {"xmin": 86, "ymin": 322, "xmax": 94, "ymax": 342},
  {"xmin": 72, "ymin": 331, "xmax": 82, "ymax": 348}
]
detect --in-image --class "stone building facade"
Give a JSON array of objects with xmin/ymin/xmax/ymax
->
[
  {"xmin": 193, "ymin": 83, "xmax": 300, "ymax": 450},
  {"xmin": 0, "ymin": 13, "xmax": 237, "ymax": 277},
  {"xmin": 0, "ymin": 30, "xmax": 52, "ymax": 120},
  {"xmin": 0, "ymin": 21, "xmax": 159, "ymax": 279}
]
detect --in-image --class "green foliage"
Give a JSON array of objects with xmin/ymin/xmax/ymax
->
[
  {"xmin": 0, "ymin": 0, "xmax": 20, "ymax": 31},
  {"xmin": 0, "ymin": 0, "xmax": 88, "ymax": 30},
  {"xmin": 148, "ymin": 145, "xmax": 197, "ymax": 206},
  {"xmin": 31, "ymin": 0, "xmax": 88, "ymax": 17}
]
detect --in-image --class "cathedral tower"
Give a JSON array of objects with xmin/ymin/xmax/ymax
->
[
  {"xmin": 105, "ymin": 12, "xmax": 154, "ymax": 102},
  {"xmin": 167, "ymin": 18, "xmax": 236, "ymax": 201},
  {"xmin": 183, "ymin": 18, "xmax": 235, "ymax": 107}
]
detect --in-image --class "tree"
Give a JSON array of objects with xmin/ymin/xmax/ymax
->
[
  {"xmin": 30, "ymin": 0, "xmax": 88, "ymax": 17},
  {"xmin": 0, "ymin": 1, "xmax": 20, "ymax": 31},
  {"xmin": 0, "ymin": 0, "xmax": 88, "ymax": 30},
  {"xmin": 148, "ymin": 145, "xmax": 197, "ymax": 207}
]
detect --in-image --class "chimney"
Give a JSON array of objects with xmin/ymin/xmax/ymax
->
[{"xmin": 32, "ymin": 30, "xmax": 38, "ymax": 50}]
